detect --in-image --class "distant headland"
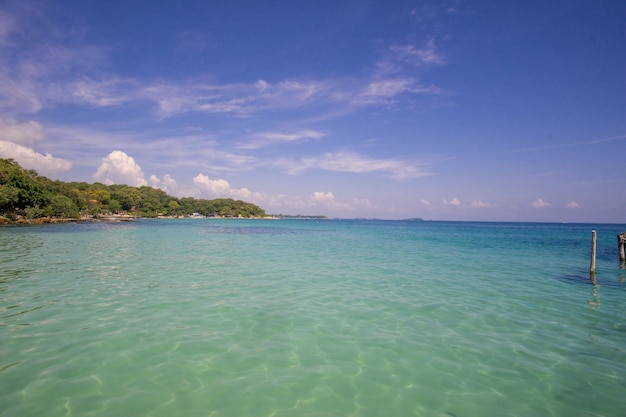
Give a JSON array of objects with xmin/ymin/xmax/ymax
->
[{"xmin": 0, "ymin": 158, "xmax": 268, "ymax": 224}]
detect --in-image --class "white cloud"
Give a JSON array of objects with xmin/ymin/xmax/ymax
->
[
  {"xmin": 0, "ymin": 81, "xmax": 43, "ymax": 113},
  {"xmin": 391, "ymin": 40, "xmax": 446, "ymax": 67},
  {"xmin": 69, "ymin": 78, "xmax": 136, "ymax": 107},
  {"xmin": 145, "ymin": 78, "xmax": 331, "ymax": 118},
  {"xmin": 288, "ymin": 151, "xmax": 430, "ymax": 179},
  {"xmin": 0, "ymin": 140, "xmax": 71, "ymax": 176},
  {"xmin": 0, "ymin": 3, "xmax": 447, "ymax": 120},
  {"xmin": 443, "ymin": 197, "xmax": 462, "ymax": 206},
  {"xmin": 0, "ymin": 117, "xmax": 70, "ymax": 176},
  {"xmin": 531, "ymin": 198, "xmax": 552, "ymax": 208},
  {"xmin": 93, "ymin": 151, "xmax": 147, "ymax": 186},
  {"xmin": 471, "ymin": 200, "xmax": 495, "ymax": 208},
  {"xmin": 192, "ymin": 175, "xmax": 231, "ymax": 194},
  {"xmin": 364, "ymin": 79, "xmax": 415, "ymax": 98},
  {"xmin": 0, "ymin": 117, "xmax": 44, "ymax": 146},
  {"xmin": 566, "ymin": 201, "xmax": 580, "ymax": 209},
  {"xmin": 309, "ymin": 191, "xmax": 354, "ymax": 211},
  {"xmin": 239, "ymin": 130, "xmax": 325, "ymax": 149},
  {"xmin": 311, "ymin": 191, "xmax": 335, "ymax": 203},
  {"xmin": 410, "ymin": 2, "xmax": 463, "ymax": 24},
  {"xmin": 356, "ymin": 78, "xmax": 442, "ymax": 106},
  {"xmin": 192, "ymin": 173, "xmax": 251, "ymax": 199},
  {"xmin": 420, "ymin": 198, "xmax": 432, "ymax": 206},
  {"xmin": 149, "ymin": 174, "xmax": 179, "ymax": 195},
  {"xmin": 2, "ymin": 68, "xmax": 439, "ymax": 122},
  {"xmin": 148, "ymin": 175, "xmax": 160, "ymax": 187}
]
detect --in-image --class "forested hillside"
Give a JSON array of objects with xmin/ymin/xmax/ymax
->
[{"xmin": 0, "ymin": 159, "xmax": 266, "ymax": 220}]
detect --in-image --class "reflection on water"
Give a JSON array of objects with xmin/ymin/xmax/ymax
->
[{"xmin": 588, "ymin": 284, "xmax": 600, "ymax": 309}]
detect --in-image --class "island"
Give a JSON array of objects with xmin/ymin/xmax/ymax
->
[{"xmin": 0, "ymin": 158, "xmax": 266, "ymax": 224}]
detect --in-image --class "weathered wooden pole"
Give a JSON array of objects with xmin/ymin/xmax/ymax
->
[
  {"xmin": 618, "ymin": 232, "xmax": 626, "ymax": 264},
  {"xmin": 589, "ymin": 230, "xmax": 597, "ymax": 282}
]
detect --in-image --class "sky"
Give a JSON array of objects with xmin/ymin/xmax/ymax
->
[{"xmin": 1, "ymin": 0, "xmax": 625, "ymax": 222}]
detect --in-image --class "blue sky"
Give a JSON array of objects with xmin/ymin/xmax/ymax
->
[{"xmin": 1, "ymin": 0, "xmax": 625, "ymax": 221}]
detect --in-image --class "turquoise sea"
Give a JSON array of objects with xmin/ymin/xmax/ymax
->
[{"xmin": 1, "ymin": 219, "xmax": 625, "ymax": 417}]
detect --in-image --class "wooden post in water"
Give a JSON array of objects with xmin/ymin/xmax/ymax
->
[
  {"xmin": 589, "ymin": 230, "xmax": 597, "ymax": 282},
  {"xmin": 618, "ymin": 232, "xmax": 626, "ymax": 264}
]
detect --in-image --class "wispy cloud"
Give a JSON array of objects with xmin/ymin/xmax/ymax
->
[
  {"xmin": 590, "ymin": 133, "xmax": 626, "ymax": 144},
  {"xmin": 0, "ymin": 1, "xmax": 450, "ymax": 120},
  {"xmin": 67, "ymin": 78, "xmax": 138, "ymax": 107},
  {"xmin": 471, "ymin": 200, "xmax": 495, "ymax": 208},
  {"xmin": 283, "ymin": 151, "xmax": 432, "ymax": 179},
  {"xmin": 440, "ymin": 198, "xmax": 495, "ymax": 208},
  {"xmin": 2, "ymin": 51, "xmax": 444, "ymax": 119},
  {"xmin": 354, "ymin": 78, "xmax": 441, "ymax": 106},
  {"xmin": 519, "ymin": 133, "xmax": 626, "ymax": 153},
  {"xmin": 238, "ymin": 130, "xmax": 325, "ymax": 149},
  {"xmin": 176, "ymin": 30, "xmax": 212, "ymax": 52},
  {"xmin": 391, "ymin": 40, "xmax": 446, "ymax": 67}
]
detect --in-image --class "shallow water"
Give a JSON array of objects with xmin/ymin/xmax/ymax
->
[{"xmin": 1, "ymin": 219, "xmax": 625, "ymax": 417}]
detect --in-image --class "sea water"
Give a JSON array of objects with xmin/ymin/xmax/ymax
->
[{"xmin": 1, "ymin": 219, "xmax": 625, "ymax": 417}]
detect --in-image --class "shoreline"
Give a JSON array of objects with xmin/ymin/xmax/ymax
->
[
  {"xmin": 0, "ymin": 214, "xmax": 138, "ymax": 225},
  {"xmin": 0, "ymin": 214, "xmax": 282, "ymax": 225}
]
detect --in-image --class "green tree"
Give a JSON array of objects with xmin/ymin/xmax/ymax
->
[
  {"xmin": 0, "ymin": 159, "xmax": 48, "ymax": 213},
  {"xmin": 44, "ymin": 194, "xmax": 79, "ymax": 218},
  {"xmin": 111, "ymin": 186, "xmax": 142, "ymax": 211},
  {"xmin": 168, "ymin": 200, "xmax": 181, "ymax": 215},
  {"xmin": 0, "ymin": 158, "xmax": 268, "ymax": 220}
]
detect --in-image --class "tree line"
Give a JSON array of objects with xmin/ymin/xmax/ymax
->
[{"xmin": 0, "ymin": 158, "xmax": 266, "ymax": 220}]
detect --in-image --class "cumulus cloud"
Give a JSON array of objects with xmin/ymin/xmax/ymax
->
[
  {"xmin": 531, "ymin": 198, "xmax": 552, "ymax": 208},
  {"xmin": 0, "ymin": 117, "xmax": 44, "ymax": 145},
  {"xmin": 420, "ymin": 198, "xmax": 432, "ymax": 206},
  {"xmin": 566, "ymin": 201, "xmax": 580, "ymax": 209},
  {"xmin": 192, "ymin": 173, "xmax": 251, "ymax": 199},
  {"xmin": 0, "ymin": 117, "xmax": 71, "ymax": 176},
  {"xmin": 443, "ymin": 197, "xmax": 462, "ymax": 206},
  {"xmin": 148, "ymin": 175, "xmax": 160, "ymax": 187},
  {"xmin": 311, "ymin": 191, "xmax": 335, "ymax": 203},
  {"xmin": 309, "ymin": 191, "xmax": 354, "ymax": 211},
  {"xmin": 93, "ymin": 150, "xmax": 147, "ymax": 186},
  {"xmin": 0, "ymin": 140, "xmax": 71, "ymax": 176},
  {"xmin": 149, "ymin": 174, "xmax": 179, "ymax": 194}
]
